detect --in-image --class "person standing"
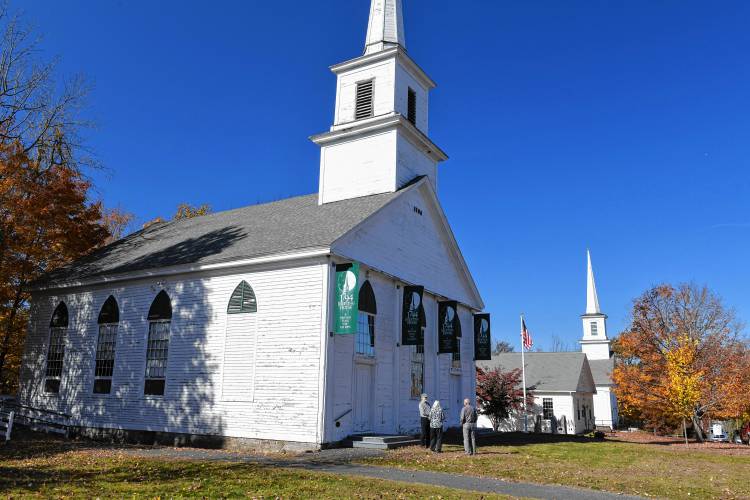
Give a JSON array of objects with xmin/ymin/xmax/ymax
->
[
  {"xmin": 419, "ymin": 394, "xmax": 431, "ymax": 448},
  {"xmin": 460, "ymin": 398, "xmax": 478, "ymax": 455},
  {"xmin": 429, "ymin": 400, "xmax": 446, "ymax": 452}
]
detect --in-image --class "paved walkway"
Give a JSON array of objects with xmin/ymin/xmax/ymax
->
[{"xmin": 120, "ymin": 447, "xmax": 644, "ymax": 500}]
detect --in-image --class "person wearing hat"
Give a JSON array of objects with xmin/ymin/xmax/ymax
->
[{"xmin": 419, "ymin": 394, "xmax": 431, "ymax": 448}]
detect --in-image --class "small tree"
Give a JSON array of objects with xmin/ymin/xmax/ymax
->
[
  {"xmin": 493, "ymin": 341, "xmax": 514, "ymax": 355},
  {"xmin": 476, "ymin": 366, "xmax": 534, "ymax": 431}
]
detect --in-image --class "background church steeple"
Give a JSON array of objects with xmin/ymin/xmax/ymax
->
[
  {"xmin": 365, "ymin": 0, "xmax": 406, "ymax": 55},
  {"xmin": 580, "ymin": 250, "xmax": 611, "ymax": 360},
  {"xmin": 586, "ymin": 249, "xmax": 601, "ymax": 315}
]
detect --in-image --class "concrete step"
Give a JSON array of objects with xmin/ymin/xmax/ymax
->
[
  {"xmin": 348, "ymin": 439, "xmax": 422, "ymax": 450},
  {"xmin": 344, "ymin": 434, "xmax": 421, "ymax": 449}
]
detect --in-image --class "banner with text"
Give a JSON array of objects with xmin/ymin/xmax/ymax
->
[
  {"xmin": 474, "ymin": 313, "xmax": 492, "ymax": 360},
  {"xmin": 402, "ymin": 285, "xmax": 424, "ymax": 345},
  {"xmin": 334, "ymin": 262, "xmax": 360, "ymax": 334},
  {"xmin": 438, "ymin": 301, "xmax": 459, "ymax": 354}
]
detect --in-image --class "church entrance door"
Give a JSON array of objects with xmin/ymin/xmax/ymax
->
[{"xmin": 353, "ymin": 363, "xmax": 374, "ymax": 433}]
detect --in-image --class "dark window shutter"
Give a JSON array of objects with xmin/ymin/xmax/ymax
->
[
  {"xmin": 148, "ymin": 291, "xmax": 172, "ymax": 321},
  {"xmin": 358, "ymin": 280, "xmax": 377, "ymax": 315},
  {"xmin": 355, "ymin": 80, "xmax": 374, "ymax": 120},
  {"xmin": 227, "ymin": 281, "xmax": 258, "ymax": 314},
  {"xmin": 98, "ymin": 296, "xmax": 120, "ymax": 324},
  {"xmin": 50, "ymin": 303, "xmax": 69, "ymax": 328},
  {"xmin": 407, "ymin": 87, "xmax": 417, "ymax": 125}
]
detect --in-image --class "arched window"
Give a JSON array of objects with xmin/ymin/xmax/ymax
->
[
  {"xmin": 452, "ymin": 314, "xmax": 462, "ymax": 370},
  {"xmin": 144, "ymin": 291, "xmax": 172, "ymax": 396},
  {"xmin": 222, "ymin": 281, "xmax": 258, "ymax": 402},
  {"xmin": 227, "ymin": 281, "xmax": 257, "ymax": 314},
  {"xmin": 356, "ymin": 281, "xmax": 376, "ymax": 357},
  {"xmin": 94, "ymin": 296, "xmax": 119, "ymax": 394},
  {"xmin": 45, "ymin": 302, "xmax": 69, "ymax": 394}
]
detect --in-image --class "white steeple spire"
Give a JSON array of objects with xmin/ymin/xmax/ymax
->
[
  {"xmin": 364, "ymin": 0, "xmax": 406, "ymax": 55},
  {"xmin": 586, "ymin": 249, "xmax": 601, "ymax": 315},
  {"xmin": 581, "ymin": 249, "xmax": 610, "ymax": 360}
]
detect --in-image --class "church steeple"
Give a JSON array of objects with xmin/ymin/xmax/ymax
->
[
  {"xmin": 365, "ymin": 0, "xmax": 406, "ymax": 55},
  {"xmin": 586, "ymin": 249, "xmax": 601, "ymax": 315},
  {"xmin": 580, "ymin": 250, "xmax": 611, "ymax": 360},
  {"xmin": 311, "ymin": 0, "xmax": 447, "ymax": 205}
]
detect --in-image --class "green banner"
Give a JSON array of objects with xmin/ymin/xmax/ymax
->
[
  {"xmin": 401, "ymin": 285, "xmax": 424, "ymax": 345},
  {"xmin": 438, "ymin": 301, "xmax": 459, "ymax": 354},
  {"xmin": 334, "ymin": 262, "xmax": 359, "ymax": 334},
  {"xmin": 474, "ymin": 313, "xmax": 492, "ymax": 360}
]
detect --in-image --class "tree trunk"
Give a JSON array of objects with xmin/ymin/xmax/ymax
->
[
  {"xmin": 683, "ymin": 419, "xmax": 688, "ymax": 445},
  {"xmin": 692, "ymin": 414, "xmax": 705, "ymax": 443}
]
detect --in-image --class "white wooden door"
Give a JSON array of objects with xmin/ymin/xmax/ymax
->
[
  {"xmin": 450, "ymin": 375, "xmax": 462, "ymax": 424},
  {"xmin": 353, "ymin": 364, "xmax": 373, "ymax": 433}
]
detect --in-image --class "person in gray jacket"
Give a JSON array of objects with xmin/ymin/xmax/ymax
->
[
  {"xmin": 429, "ymin": 400, "xmax": 446, "ymax": 452},
  {"xmin": 460, "ymin": 398, "xmax": 478, "ymax": 455},
  {"xmin": 419, "ymin": 394, "xmax": 431, "ymax": 448}
]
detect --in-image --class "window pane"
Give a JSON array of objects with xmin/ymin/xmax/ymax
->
[
  {"xmin": 452, "ymin": 338, "xmax": 461, "ymax": 368},
  {"xmin": 95, "ymin": 324, "xmax": 118, "ymax": 379},
  {"xmin": 410, "ymin": 343, "xmax": 425, "ymax": 398},
  {"xmin": 45, "ymin": 327, "xmax": 66, "ymax": 380},
  {"xmin": 145, "ymin": 321, "xmax": 170, "ymax": 389},
  {"xmin": 356, "ymin": 313, "xmax": 375, "ymax": 357},
  {"xmin": 543, "ymin": 398, "xmax": 554, "ymax": 420}
]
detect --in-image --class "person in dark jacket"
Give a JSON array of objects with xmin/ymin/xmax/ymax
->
[
  {"xmin": 460, "ymin": 398, "xmax": 478, "ymax": 455},
  {"xmin": 429, "ymin": 400, "xmax": 446, "ymax": 452},
  {"xmin": 418, "ymin": 394, "xmax": 430, "ymax": 448}
]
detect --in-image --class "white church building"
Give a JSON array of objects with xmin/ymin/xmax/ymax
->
[
  {"xmin": 478, "ymin": 251, "xmax": 618, "ymax": 433},
  {"xmin": 18, "ymin": 0, "xmax": 485, "ymax": 451}
]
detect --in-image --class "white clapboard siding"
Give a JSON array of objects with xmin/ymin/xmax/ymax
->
[
  {"xmin": 19, "ymin": 259, "xmax": 327, "ymax": 445},
  {"xmin": 333, "ymin": 182, "xmax": 480, "ymax": 309},
  {"xmin": 221, "ymin": 314, "xmax": 257, "ymax": 402}
]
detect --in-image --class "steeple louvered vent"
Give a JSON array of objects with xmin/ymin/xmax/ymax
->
[{"xmin": 355, "ymin": 80, "xmax": 374, "ymax": 120}]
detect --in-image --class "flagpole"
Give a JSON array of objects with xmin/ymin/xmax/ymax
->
[{"xmin": 520, "ymin": 314, "xmax": 528, "ymax": 433}]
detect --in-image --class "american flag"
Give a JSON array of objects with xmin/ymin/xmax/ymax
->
[{"xmin": 521, "ymin": 317, "xmax": 533, "ymax": 351}]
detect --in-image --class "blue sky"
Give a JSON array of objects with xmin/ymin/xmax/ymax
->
[{"xmin": 18, "ymin": 0, "xmax": 750, "ymax": 350}]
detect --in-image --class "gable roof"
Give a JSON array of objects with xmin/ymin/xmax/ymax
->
[
  {"xmin": 478, "ymin": 352, "xmax": 597, "ymax": 394},
  {"xmin": 36, "ymin": 184, "xmax": 420, "ymax": 289},
  {"xmin": 588, "ymin": 358, "xmax": 615, "ymax": 386}
]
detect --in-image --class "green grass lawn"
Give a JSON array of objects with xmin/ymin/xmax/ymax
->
[
  {"xmin": 0, "ymin": 442, "xmax": 506, "ymax": 499},
  {"xmin": 360, "ymin": 436, "xmax": 750, "ymax": 499}
]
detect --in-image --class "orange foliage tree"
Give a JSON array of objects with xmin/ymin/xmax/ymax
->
[
  {"xmin": 613, "ymin": 284, "xmax": 750, "ymax": 440},
  {"xmin": 0, "ymin": 141, "xmax": 109, "ymax": 393}
]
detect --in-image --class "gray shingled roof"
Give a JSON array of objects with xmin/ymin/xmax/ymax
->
[
  {"xmin": 478, "ymin": 352, "xmax": 596, "ymax": 393},
  {"xmin": 38, "ymin": 186, "xmax": 415, "ymax": 286},
  {"xmin": 588, "ymin": 358, "xmax": 614, "ymax": 386}
]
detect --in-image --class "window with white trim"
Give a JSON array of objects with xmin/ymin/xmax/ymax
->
[
  {"xmin": 44, "ymin": 302, "xmax": 68, "ymax": 394},
  {"xmin": 222, "ymin": 281, "xmax": 259, "ymax": 402},
  {"xmin": 94, "ymin": 296, "xmax": 119, "ymax": 394},
  {"xmin": 543, "ymin": 398, "xmax": 554, "ymax": 420},
  {"xmin": 410, "ymin": 332, "xmax": 425, "ymax": 399},
  {"xmin": 590, "ymin": 322, "xmax": 598, "ymax": 336},
  {"xmin": 452, "ymin": 338, "xmax": 461, "ymax": 369},
  {"xmin": 356, "ymin": 281, "xmax": 377, "ymax": 357},
  {"xmin": 144, "ymin": 291, "xmax": 172, "ymax": 396}
]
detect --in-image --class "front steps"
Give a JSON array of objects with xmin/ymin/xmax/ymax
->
[{"xmin": 344, "ymin": 434, "xmax": 421, "ymax": 450}]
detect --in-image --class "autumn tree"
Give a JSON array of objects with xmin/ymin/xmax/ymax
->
[
  {"xmin": 493, "ymin": 340, "xmax": 514, "ymax": 355},
  {"xmin": 476, "ymin": 366, "xmax": 534, "ymax": 431},
  {"xmin": 0, "ymin": 141, "xmax": 109, "ymax": 393},
  {"xmin": 0, "ymin": 6, "xmax": 109, "ymax": 393},
  {"xmin": 174, "ymin": 203, "xmax": 211, "ymax": 220},
  {"xmin": 613, "ymin": 284, "xmax": 750, "ymax": 441}
]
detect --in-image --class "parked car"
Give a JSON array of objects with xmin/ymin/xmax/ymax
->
[{"xmin": 708, "ymin": 422, "xmax": 729, "ymax": 443}]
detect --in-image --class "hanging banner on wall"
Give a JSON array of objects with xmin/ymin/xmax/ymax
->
[
  {"xmin": 402, "ymin": 285, "xmax": 424, "ymax": 345},
  {"xmin": 334, "ymin": 262, "xmax": 360, "ymax": 334},
  {"xmin": 474, "ymin": 313, "xmax": 492, "ymax": 360},
  {"xmin": 438, "ymin": 301, "xmax": 459, "ymax": 354}
]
